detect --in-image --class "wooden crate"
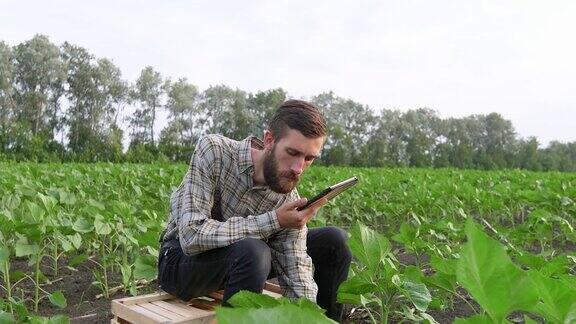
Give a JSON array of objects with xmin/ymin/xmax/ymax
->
[{"xmin": 111, "ymin": 282, "xmax": 282, "ymax": 324}]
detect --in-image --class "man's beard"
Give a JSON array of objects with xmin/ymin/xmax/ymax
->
[{"xmin": 263, "ymin": 146, "xmax": 299, "ymax": 194}]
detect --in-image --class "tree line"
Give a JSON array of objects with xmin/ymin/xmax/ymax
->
[{"xmin": 0, "ymin": 35, "xmax": 574, "ymax": 171}]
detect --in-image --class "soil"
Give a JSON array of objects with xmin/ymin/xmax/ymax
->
[{"xmin": 2, "ymin": 256, "xmax": 154, "ymax": 323}]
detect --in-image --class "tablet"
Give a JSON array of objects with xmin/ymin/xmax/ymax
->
[{"xmin": 296, "ymin": 176, "xmax": 359, "ymax": 211}]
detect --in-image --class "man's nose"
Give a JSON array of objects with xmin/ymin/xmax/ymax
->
[{"xmin": 291, "ymin": 158, "xmax": 305, "ymax": 175}]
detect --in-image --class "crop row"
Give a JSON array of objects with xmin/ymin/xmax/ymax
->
[{"xmin": 0, "ymin": 163, "xmax": 574, "ymax": 322}]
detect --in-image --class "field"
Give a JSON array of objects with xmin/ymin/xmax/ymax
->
[{"xmin": 0, "ymin": 163, "xmax": 574, "ymax": 323}]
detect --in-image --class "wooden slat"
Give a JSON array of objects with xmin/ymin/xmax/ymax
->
[
  {"xmin": 130, "ymin": 304, "xmax": 172, "ymax": 323},
  {"xmin": 114, "ymin": 292, "xmax": 174, "ymax": 306},
  {"xmin": 140, "ymin": 302, "xmax": 185, "ymax": 320},
  {"xmin": 169, "ymin": 313, "xmax": 215, "ymax": 324},
  {"xmin": 188, "ymin": 299, "xmax": 218, "ymax": 311},
  {"xmin": 263, "ymin": 289, "xmax": 282, "ymax": 298},
  {"xmin": 154, "ymin": 300, "xmax": 211, "ymax": 317},
  {"xmin": 113, "ymin": 286, "xmax": 281, "ymax": 324},
  {"xmin": 207, "ymin": 290, "xmax": 224, "ymax": 301},
  {"xmin": 175, "ymin": 298, "xmax": 219, "ymax": 314},
  {"xmin": 264, "ymin": 282, "xmax": 282, "ymax": 294},
  {"xmin": 112, "ymin": 300, "xmax": 167, "ymax": 324}
]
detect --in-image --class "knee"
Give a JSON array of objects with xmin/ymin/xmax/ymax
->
[
  {"xmin": 229, "ymin": 238, "xmax": 271, "ymax": 276},
  {"xmin": 324, "ymin": 226, "xmax": 352, "ymax": 263}
]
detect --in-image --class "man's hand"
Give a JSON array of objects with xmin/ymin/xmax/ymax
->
[{"xmin": 276, "ymin": 198, "xmax": 329, "ymax": 229}]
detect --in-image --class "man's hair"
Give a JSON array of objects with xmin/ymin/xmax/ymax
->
[{"xmin": 268, "ymin": 99, "xmax": 327, "ymax": 140}]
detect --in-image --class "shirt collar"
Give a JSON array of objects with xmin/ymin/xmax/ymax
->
[{"xmin": 238, "ymin": 136, "xmax": 263, "ymax": 175}]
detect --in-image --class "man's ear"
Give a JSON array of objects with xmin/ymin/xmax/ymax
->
[{"xmin": 263, "ymin": 130, "xmax": 275, "ymax": 149}]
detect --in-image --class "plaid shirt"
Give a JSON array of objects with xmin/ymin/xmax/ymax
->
[{"xmin": 162, "ymin": 134, "xmax": 318, "ymax": 301}]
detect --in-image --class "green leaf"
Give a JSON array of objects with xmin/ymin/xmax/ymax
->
[
  {"xmin": 72, "ymin": 218, "xmax": 93, "ymax": 233},
  {"xmin": 454, "ymin": 314, "xmax": 493, "ymax": 323},
  {"xmin": 516, "ymin": 253, "xmax": 546, "ymax": 270},
  {"xmin": 527, "ymin": 270, "xmax": 576, "ymax": 323},
  {"xmin": 400, "ymin": 280, "xmax": 432, "ymax": 312},
  {"xmin": 47, "ymin": 315, "xmax": 70, "ymax": 324},
  {"xmin": 392, "ymin": 222, "xmax": 419, "ymax": 248},
  {"xmin": 457, "ymin": 219, "xmax": 539, "ymax": 323},
  {"xmin": 58, "ymin": 190, "xmax": 76, "ymax": 205},
  {"xmin": 0, "ymin": 245, "xmax": 10, "ymax": 266},
  {"xmin": 9, "ymin": 270, "xmax": 26, "ymax": 282},
  {"xmin": 27, "ymin": 314, "xmax": 70, "ymax": 324},
  {"xmin": 48, "ymin": 291, "xmax": 67, "ymax": 308},
  {"xmin": 68, "ymin": 234, "xmax": 82, "ymax": 250},
  {"xmin": 2, "ymin": 194, "xmax": 21, "ymax": 210},
  {"xmin": 120, "ymin": 264, "xmax": 132, "ymax": 285},
  {"xmin": 348, "ymin": 222, "xmax": 391, "ymax": 271},
  {"xmin": 424, "ymin": 272, "xmax": 456, "ymax": 293},
  {"xmin": 134, "ymin": 255, "xmax": 157, "ymax": 280},
  {"xmin": 295, "ymin": 297, "xmax": 327, "ymax": 313},
  {"xmin": 430, "ymin": 255, "xmax": 457, "ymax": 275},
  {"xmin": 0, "ymin": 311, "xmax": 15, "ymax": 323},
  {"xmin": 540, "ymin": 255, "xmax": 569, "ymax": 277},
  {"xmin": 216, "ymin": 303, "xmax": 336, "ymax": 324},
  {"xmin": 136, "ymin": 229, "xmax": 159, "ymax": 248},
  {"xmin": 88, "ymin": 199, "xmax": 106, "ymax": 210},
  {"xmin": 37, "ymin": 193, "xmax": 58, "ymax": 212},
  {"xmin": 94, "ymin": 216, "xmax": 112, "ymax": 235},
  {"xmin": 560, "ymin": 196, "xmax": 573, "ymax": 206},
  {"xmin": 58, "ymin": 236, "xmax": 74, "ymax": 252},
  {"xmin": 68, "ymin": 254, "xmax": 89, "ymax": 267},
  {"xmin": 337, "ymin": 271, "xmax": 379, "ymax": 305},
  {"xmin": 26, "ymin": 201, "xmax": 45, "ymax": 220},
  {"xmin": 402, "ymin": 265, "xmax": 423, "ymax": 283},
  {"xmin": 8, "ymin": 297, "xmax": 28, "ymax": 321},
  {"xmin": 15, "ymin": 241, "xmax": 39, "ymax": 257},
  {"xmin": 227, "ymin": 291, "xmax": 280, "ymax": 308}
]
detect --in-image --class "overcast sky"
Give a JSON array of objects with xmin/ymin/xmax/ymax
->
[{"xmin": 2, "ymin": 0, "xmax": 575, "ymax": 145}]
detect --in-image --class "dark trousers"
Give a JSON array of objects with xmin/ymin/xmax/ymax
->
[{"xmin": 158, "ymin": 226, "xmax": 352, "ymax": 322}]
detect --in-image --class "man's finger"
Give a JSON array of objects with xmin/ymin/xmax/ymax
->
[
  {"xmin": 284, "ymin": 198, "xmax": 307, "ymax": 210},
  {"xmin": 305, "ymin": 198, "xmax": 328, "ymax": 220},
  {"xmin": 311, "ymin": 197, "xmax": 329, "ymax": 210}
]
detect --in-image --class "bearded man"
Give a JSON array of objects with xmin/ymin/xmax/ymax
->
[{"xmin": 158, "ymin": 99, "xmax": 352, "ymax": 322}]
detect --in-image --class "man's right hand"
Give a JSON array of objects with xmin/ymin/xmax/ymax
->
[{"xmin": 276, "ymin": 198, "xmax": 329, "ymax": 229}]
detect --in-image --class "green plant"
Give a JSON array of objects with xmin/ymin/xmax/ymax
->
[
  {"xmin": 337, "ymin": 222, "xmax": 434, "ymax": 323},
  {"xmin": 455, "ymin": 218, "xmax": 576, "ymax": 323},
  {"xmin": 216, "ymin": 290, "xmax": 336, "ymax": 323}
]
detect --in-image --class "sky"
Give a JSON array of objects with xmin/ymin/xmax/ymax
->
[{"xmin": 1, "ymin": 0, "xmax": 575, "ymax": 145}]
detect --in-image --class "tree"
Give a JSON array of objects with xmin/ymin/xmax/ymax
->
[
  {"xmin": 12, "ymin": 34, "xmax": 66, "ymax": 159},
  {"xmin": 130, "ymin": 66, "xmax": 164, "ymax": 146},
  {"xmin": 440, "ymin": 117, "xmax": 474, "ymax": 168},
  {"xmin": 246, "ymin": 88, "xmax": 287, "ymax": 136},
  {"xmin": 403, "ymin": 108, "xmax": 440, "ymax": 167},
  {"xmin": 199, "ymin": 85, "xmax": 250, "ymax": 139},
  {"xmin": 379, "ymin": 109, "xmax": 409, "ymax": 166},
  {"xmin": 484, "ymin": 112, "xmax": 516, "ymax": 168},
  {"xmin": 159, "ymin": 78, "xmax": 199, "ymax": 161},
  {"xmin": 62, "ymin": 43, "xmax": 128, "ymax": 161},
  {"xmin": 516, "ymin": 136, "xmax": 541, "ymax": 171},
  {"xmin": 312, "ymin": 92, "xmax": 375, "ymax": 165},
  {"xmin": 0, "ymin": 41, "xmax": 15, "ymax": 154},
  {"xmin": 540, "ymin": 141, "xmax": 575, "ymax": 172}
]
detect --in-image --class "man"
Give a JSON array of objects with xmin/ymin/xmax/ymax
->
[{"xmin": 158, "ymin": 99, "xmax": 352, "ymax": 321}]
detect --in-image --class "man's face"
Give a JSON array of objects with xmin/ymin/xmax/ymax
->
[{"xmin": 263, "ymin": 129, "xmax": 325, "ymax": 194}]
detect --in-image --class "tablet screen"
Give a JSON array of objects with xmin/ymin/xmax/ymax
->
[{"xmin": 296, "ymin": 176, "xmax": 358, "ymax": 211}]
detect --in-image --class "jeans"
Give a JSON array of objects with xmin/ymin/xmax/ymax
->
[{"xmin": 157, "ymin": 226, "xmax": 352, "ymax": 322}]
